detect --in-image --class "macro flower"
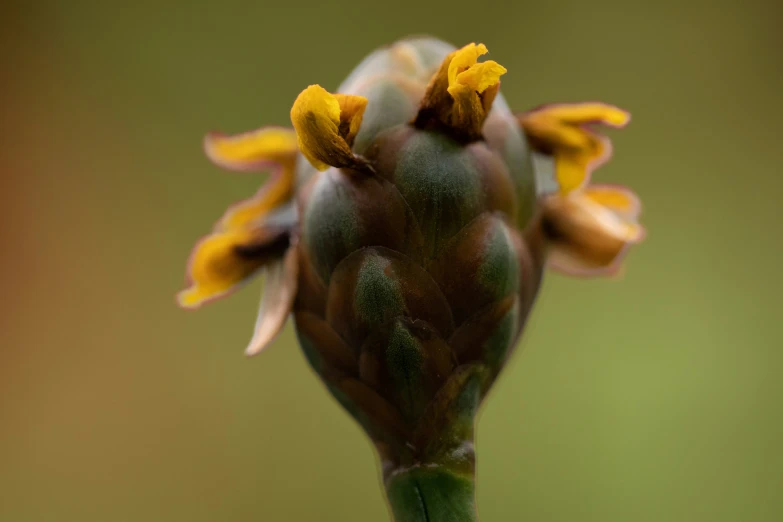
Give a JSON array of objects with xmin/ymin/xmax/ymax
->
[
  {"xmin": 178, "ymin": 37, "xmax": 645, "ymax": 521},
  {"xmin": 177, "ymin": 127, "xmax": 301, "ymax": 355},
  {"xmin": 519, "ymin": 103, "xmax": 645, "ymax": 275},
  {"xmin": 290, "ymin": 84, "xmax": 369, "ymax": 171}
]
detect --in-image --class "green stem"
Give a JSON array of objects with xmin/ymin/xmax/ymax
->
[{"xmin": 385, "ymin": 465, "xmax": 477, "ymax": 522}]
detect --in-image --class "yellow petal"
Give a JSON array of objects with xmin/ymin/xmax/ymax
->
[
  {"xmin": 447, "ymin": 43, "xmax": 488, "ymax": 86},
  {"xmin": 551, "ymin": 136, "xmax": 609, "ymax": 194},
  {"xmin": 519, "ymin": 103, "xmax": 629, "ymax": 193},
  {"xmin": 202, "ymin": 127, "xmax": 299, "ymax": 232},
  {"xmin": 334, "ymin": 93, "xmax": 368, "ymax": 147},
  {"xmin": 290, "ymin": 85, "xmax": 368, "ymax": 171},
  {"xmin": 448, "ymin": 47, "xmax": 506, "ymax": 96},
  {"xmin": 416, "ymin": 43, "xmax": 506, "ymax": 142},
  {"xmin": 534, "ymin": 103, "xmax": 629, "ymax": 128},
  {"xmin": 461, "ymin": 61, "xmax": 507, "ymax": 93},
  {"xmin": 541, "ymin": 190, "xmax": 644, "ymax": 277},
  {"xmin": 177, "ymin": 226, "xmax": 291, "ymax": 310},
  {"xmin": 204, "ymin": 127, "xmax": 298, "ymax": 172},
  {"xmin": 216, "ymin": 168, "xmax": 297, "ymax": 232},
  {"xmin": 245, "ymin": 245, "xmax": 299, "ymax": 356},
  {"xmin": 583, "ymin": 183, "xmax": 642, "ymax": 220}
]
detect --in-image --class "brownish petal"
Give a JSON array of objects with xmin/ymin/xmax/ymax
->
[
  {"xmin": 541, "ymin": 193, "xmax": 644, "ymax": 277},
  {"xmin": 244, "ymin": 245, "xmax": 299, "ymax": 356},
  {"xmin": 177, "ymin": 225, "xmax": 292, "ymax": 310}
]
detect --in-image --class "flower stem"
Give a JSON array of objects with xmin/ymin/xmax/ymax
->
[{"xmin": 385, "ymin": 465, "xmax": 477, "ymax": 522}]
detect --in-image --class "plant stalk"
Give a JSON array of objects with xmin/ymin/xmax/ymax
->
[{"xmin": 385, "ymin": 465, "xmax": 477, "ymax": 522}]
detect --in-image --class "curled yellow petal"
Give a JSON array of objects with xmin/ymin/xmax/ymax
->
[
  {"xmin": 534, "ymin": 103, "xmax": 629, "ymax": 128},
  {"xmin": 177, "ymin": 226, "xmax": 291, "ymax": 310},
  {"xmin": 416, "ymin": 42, "xmax": 507, "ymax": 142},
  {"xmin": 216, "ymin": 173, "xmax": 296, "ymax": 232},
  {"xmin": 178, "ymin": 124, "xmax": 300, "ymax": 310},
  {"xmin": 447, "ymin": 43, "xmax": 487, "ymax": 85},
  {"xmin": 447, "ymin": 43, "xmax": 506, "ymax": 96},
  {"xmin": 551, "ymin": 137, "xmax": 608, "ymax": 195},
  {"xmin": 519, "ymin": 103, "xmax": 630, "ymax": 193},
  {"xmin": 202, "ymin": 127, "xmax": 299, "ymax": 232},
  {"xmin": 453, "ymin": 61, "xmax": 507, "ymax": 95},
  {"xmin": 204, "ymin": 127, "xmax": 298, "ymax": 172},
  {"xmin": 290, "ymin": 84, "xmax": 368, "ymax": 171},
  {"xmin": 583, "ymin": 184, "xmax": 641, "ymax": 220},
  {"xmin": 541, "ymin": 188, "xmax": 644, "ymax": 277},
  {"xmin": 333, "ymin": 93, "xmax": 367, "ymax": 148}
]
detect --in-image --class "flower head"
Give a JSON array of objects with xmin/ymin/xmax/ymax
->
[
  {"xmin": 176, "ymin": 37, "xmax": 646, "ymax": 500},
  {"xmin": 519, "ymin": 103, "xmax": 644, "ymax": 275}
]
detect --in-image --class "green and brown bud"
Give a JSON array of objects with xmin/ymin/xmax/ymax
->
[
  {"xmin": 289, "ymin": 39, "xmax": 543, "ymax": 521},
  {"xmin": 178, "ymin": 36, "xmax": 646, "ymax": 522}
]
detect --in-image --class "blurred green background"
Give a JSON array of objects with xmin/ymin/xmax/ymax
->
[{"xmin": 3, "ymin": 0, "xmax": 782, "ymax": 521}]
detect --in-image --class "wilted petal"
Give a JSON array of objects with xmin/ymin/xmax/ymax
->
[
  {"xmin": 177, "ymin": 226, "xmax": 291, "ymax": 310},
  {"xmin": 204, "ymin": 127, "xmax": 298, "ymax": 172},
  {"xmin": 541, "ymin": 189, "xmax": 644, "ymax": 277},
  {"xmin": 551, "ymin": 138, "xmax": 610, "ymax": 195},
  {"xmin": 216, "ymin": 170, "xmax": 298, "ymax": 232},
  {"xmin": 583, "ymin": 183, "xmax": 642, "ymax": 220},
  {"xmin": 334, "ymin": 93, "xmax": 367, "ymax": 148},
  {"xmin": 519, "ymin": 102, "xmax": 630, "ymax": 193},
  {"xmin": 245, "ymin": 245, "xmax": 299, "ymax": 356},
  {"xmin": 200, "ymin": 126, "xmax": 300, "ymax": 232},
  {"xmin": 290, "ymin": 84, "xmax": 368, "ymax": 171}
]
